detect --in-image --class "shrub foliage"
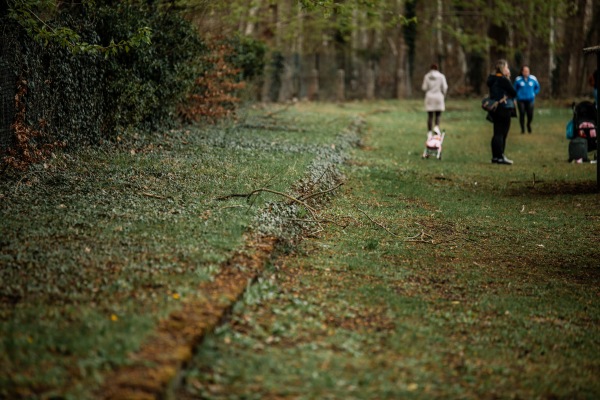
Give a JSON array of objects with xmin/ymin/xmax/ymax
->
[
  {"xmin": 179, "ymin": 41, "xmax": 246, "ymax": 123},
  {"xmin": 2, "ymin": 78, "xmax": 65, "ymax": 172},
  {"xmin": 1, "ymin": 2, "xmax": 266, "ymax": 172}
]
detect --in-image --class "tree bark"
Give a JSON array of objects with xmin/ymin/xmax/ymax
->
[
  {"xmin": 436, "ymin": 0, "xmax": 444, "ymax": 70},
  {"xmin": 336, "ymin": 69, "xmax": 345, "ymax": 102},
  {"xmin": 558, "ymin": 0, "xmax": 588, "ymax": 97},
  {"xmin": 244, "ymin": 0, "xmax": 262, "ymax": 36},
  {"xmin": 488, "ymin": 22, "xmax": 509, "ymax": 63}
]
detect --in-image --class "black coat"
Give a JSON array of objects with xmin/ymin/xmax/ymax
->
[{"xmin": 487, "ymin": 73, "xmax": 517, "ymax": 104}]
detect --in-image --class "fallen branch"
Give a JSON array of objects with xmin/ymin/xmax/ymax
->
[
  {"xmin": 215, "ymin": 193, "xmax": 253, "ymax": 200},
  {"xmin": 355, "ymin": 209, "xmax": 438, "ymax": 243},
  {"xmin": 404, "ymin": 230, "xmax": 435, "ymax": 243},
  {"xmin": 356, "ymin": 206, "xmax": 402, "ymax": 238},
  {"xmin": 405, "ymin": 231, "xmax": 425, "ymax": 240},
  {"xmin": 405, "ymin": 222, "xmax": 438, "ymax": 244},
  {"xmin": 217, "ymin": 183, "xmax": 348, "ymax": 236},
  {"xmin": 216, "ymin": 187, "xmax": 317, "ymax": 215},
  {"xmin": 299, "ymin": 182, "xmax": 344, "ymax": 202},
  {"xmin": 142, "ymin": 192, "xmax": 167, "ymax": 200},
  {"xmin": 314, "ymin": 166, "xmax": 333, "ymax": 186}
]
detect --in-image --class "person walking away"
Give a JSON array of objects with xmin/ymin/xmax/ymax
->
[
  {"xmin": 488, "ymin": 59, "xmax": 517, "ymax": 164},
  {"xmin": 422, "ymin": 64, "xmax": 448, "ymax": 135},
  {"xmin": 514, "ymin": 65, "xmax": 540, "ymax": 133}
]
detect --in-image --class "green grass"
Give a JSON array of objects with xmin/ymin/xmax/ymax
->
[
  {"xmin": 180, "ymin": 100, "xmax": 599, "ymax": 399},
  {"xmin": 0, "ymin": 104, "xmax": 356, "ymax": 399}
]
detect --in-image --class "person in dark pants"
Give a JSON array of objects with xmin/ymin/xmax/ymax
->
[
  {"xmin": 487, "ymin": 59, "xmax": 517, "ymax": 164},
  {"xmin": 514, "ymin": 65, "xmax": 540, "ymax": 133}
]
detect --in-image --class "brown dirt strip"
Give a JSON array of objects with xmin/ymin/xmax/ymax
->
[
  {"xmin": 96, "ymin": 116, "xmax": 360, "ymax": 400},
  {"xmin": 97, "ymin": 235, "xmax": 278, "ymax": 400}
]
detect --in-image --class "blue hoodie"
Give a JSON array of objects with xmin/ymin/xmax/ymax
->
[{"xmin": 514, "ymin": 75, "xmax": 540, "ymax": 102}]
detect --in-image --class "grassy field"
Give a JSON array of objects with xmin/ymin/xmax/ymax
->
[
  {"xmin": 178, "ymin": 99, "xmax": 600, "ymax": 399},
  {"xmin": 0, "ymin": 105, "xmax": 356, "ymax": 399},
  {"xmin": 1, "ymin": 99, "xmax": 598, "ymax": 399}
]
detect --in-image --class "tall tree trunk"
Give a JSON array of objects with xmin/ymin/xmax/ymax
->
[
  {"xmin": 549, "ymin": 10, "xmax": 556, "ymax": 96},
  {"xmin": 436, "ymin": 0, "xmax": 444, "ymax": 70},
  {"xmin": 488, "ymin": 22, "xmax": 509, "ymax": 63},
  {"xmin": 244, "ymin": 0, "xmax": 262, "ymax": 36},
  {"xmin": 394, "ymin": 0, "xmax": 404, "ymax": 98},
  {"xmin": 582, "ymin": 0, "xmax": 600, "ymax": 96},
  {"xmin": 295, "ymin": 2, "xmax": 303, "ymax": 55},
  {"xmin": 572, "ymin": 0, "xmax": 590, "ymax": 95},
  {"xmin": 558, "ymin": 0, "xmax": 588, "ymax": 97},
  {"xmin": 403, "ymin": 0, "xmax": 417, "ymax": 95},
  {"xmin": 277, "ymin": 0, "xmax": 295, "ymax": 101}
]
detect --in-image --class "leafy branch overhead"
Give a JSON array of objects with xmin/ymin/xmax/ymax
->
[{"xmin": 7, "ymin": 0, "xmax": 152, "ymax": 56}]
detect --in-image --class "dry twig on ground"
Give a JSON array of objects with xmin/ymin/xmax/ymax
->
[
  {"xmin": 216, "ymin": 187, "xmax": 317, "ymax": 215},
  {"xmin": 142, "ymin": 192, "xmax": 167, "ymax": 200},
  {"xmin": 299, "ymin": 182, "xmax": 344, "ymax": 202},
  {"xmin": 355, "ymin": 206, "xmax": 402, "ymax": 238},
  {"xmin": 216, "ymin": 184, "xmax": 347, "ymax": 236}
]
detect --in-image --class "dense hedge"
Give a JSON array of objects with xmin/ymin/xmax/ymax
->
[
  {"xmin": 97, "ymin": 3, "xmax": 206, "ymax": 134},
  {"xmin": 1, "ymin": 3, "xmax": 266, "ymax": 171},
  {"xmin": 17, "ymin": 15, "xmax": 106, "ymax": 146}
]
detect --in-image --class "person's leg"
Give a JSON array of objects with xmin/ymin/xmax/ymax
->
[
  {"xmin": 434, "ymin": 111, "xmax": 441, "ymax": 128},
  {"xmin": 491, "ymin": 131, "xmax": 503, "ymax": 160},
  {"xmin": 492, "ymin": 110, "xmax": 511, "ymax": 162},
  {"xmin": 492, "ymin": 118, "xmax": 505, "ymax": 160},
  {"xmin": 503, "ymin": 111, "xmax": 512, "ymax": 155},
  {"xmin": 526, "ymin": 101, "xmax": 534, "ymax": 133},
  {"xmin": 518, "ymin": 101, "xmax": 526, "ymax": 133},
  {"xmin": 427, "ymin": 112, "xmax": 433, "ymax": 131}
]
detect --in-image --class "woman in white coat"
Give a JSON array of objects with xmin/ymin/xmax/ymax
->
[{"xmin": 422, "ymin": 64, "xmax": 448, "ymax": 133}]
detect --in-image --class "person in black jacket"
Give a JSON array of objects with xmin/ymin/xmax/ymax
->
[{"xmin": 487, "ymin": 59, "xmax": 517, "ymax": 164}]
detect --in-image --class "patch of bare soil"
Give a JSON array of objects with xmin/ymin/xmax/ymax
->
[
  {"xmin": 97, "ymin": 236, "xmax": 277, "ymax": 400},
  {"xmin": 507, "ymin": 180, "xmax": 599, "ymax": 196}
]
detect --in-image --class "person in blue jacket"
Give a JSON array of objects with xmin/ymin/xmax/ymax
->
[{"xmin": 514, "ymin": 65, "xmax": 540, "ymax": 133}]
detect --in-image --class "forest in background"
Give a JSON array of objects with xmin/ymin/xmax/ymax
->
[
  {"xmin": 1, "ymin": 0, "xmax": 599, "ymax": 171},
  {"xmin": 186, "ymin": 0, "xmax": 599, "ymax": 101}
]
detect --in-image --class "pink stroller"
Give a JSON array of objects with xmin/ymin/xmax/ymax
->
[{"xmin": 422, "ymin": 127, "xmax": 445, "ymax": 160}]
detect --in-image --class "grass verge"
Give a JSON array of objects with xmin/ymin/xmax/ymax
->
[
  {"xmin": 0, "ymin": 103, "xmax": 356, "ymax": 399},
  {"xmin": 178, "ymin": 99, "xmax": 599, "ymax": 399}
]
